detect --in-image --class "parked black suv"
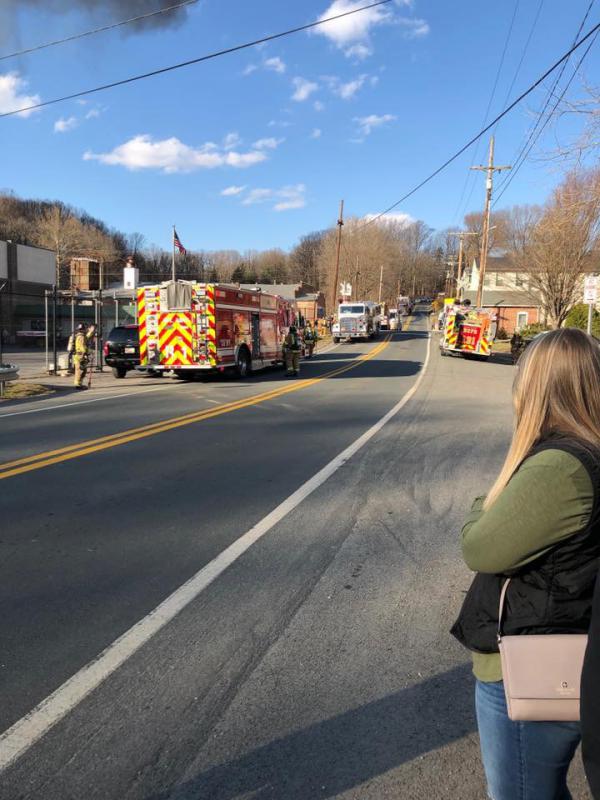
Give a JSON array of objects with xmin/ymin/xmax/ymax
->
[{"xmin": 103, "ymin": 325, "xmax": 140, "ymax": 378}]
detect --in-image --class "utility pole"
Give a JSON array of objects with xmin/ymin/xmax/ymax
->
[
  {"xmin": 354, "ymin": 257, "xmax": 360, "ymax": 301},
  {"xmin": 471, "ymin": 137, "xmax": 511, "ymax": 307},
  {"xmin": 378, "ymin": 264, "xmax": 384, "ymax": 304},
  {"xmin": 448, "ymin": 231, "xmax": 479, "ymax": 301},
  {"xmin": 330, "ymin": 200, "xmax": 344, "ymax": 315}
]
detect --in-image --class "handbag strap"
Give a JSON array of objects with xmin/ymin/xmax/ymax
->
[{"xmin": 497, "ymin": 578, "xmax": 511, "ymax": 640}]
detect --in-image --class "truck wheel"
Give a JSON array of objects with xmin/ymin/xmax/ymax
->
[
  {"xmin": 333, "ymin": 337, "xmax": 340, "ymax": 344},
  {"xmin": 112, "ymin": 366, "xmax": 127, "ymax": 379},
  {"xmin": 236, "ymin": 348, "xmax": 251, "ymax": 378}
]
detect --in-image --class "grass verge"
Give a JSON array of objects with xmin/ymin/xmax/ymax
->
[{"xmin": 0, "ymin": 382, "xmax": 53, "ymax": 401}]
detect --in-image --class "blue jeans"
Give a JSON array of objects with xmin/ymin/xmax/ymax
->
[{"xmin": 475, "ymin": 680, "xmax": 581, "ymax": 800}]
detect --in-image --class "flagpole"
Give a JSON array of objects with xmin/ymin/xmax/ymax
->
[{"xmin": 172, "ymin": 224, "xmax": 176, "ymax": 282}]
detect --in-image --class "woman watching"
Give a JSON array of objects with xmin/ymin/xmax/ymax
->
[{"xmin": 451, "ymin": 328, "xmax": 600, "ymax": 800}]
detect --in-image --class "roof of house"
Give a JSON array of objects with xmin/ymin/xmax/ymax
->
[
  {"xmin": 240, "ymin": 282, "xmax": 322, "ymax": 300},
  {"xmin": 474, "ymin": 253, "xmax": 600, "ymax": 274},
  {"xmin": 463, "ymin": 289, "xmax": 541, "ymax": 307}
]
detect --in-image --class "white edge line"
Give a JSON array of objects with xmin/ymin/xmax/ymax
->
[
  {"xmin": 0, "ymin": 384, "xmax": 177, "ymax": 420},
  {"xmin": 0, "ymin": 333, "xmax": 430, "ymax": 773}
]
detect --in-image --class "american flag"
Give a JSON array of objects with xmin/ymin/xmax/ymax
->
[{"xmin": 173, "ymin": 228, "xmax": 186, "ymax": 255}]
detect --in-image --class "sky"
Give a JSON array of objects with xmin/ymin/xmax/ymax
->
[{"xmin": 0, "ymin": 0, "xmax": 598, "ymax": 253}]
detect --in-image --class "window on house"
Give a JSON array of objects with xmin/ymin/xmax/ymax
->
[
  {"xmin": 516, "ymin": 312, "xmax": 528, "ymax": 331},
  {"xmin": 515, "ymin": 273, "xmax": 524, "ymax": 287},
  {"xmin": 495, "ymin": 273, "xmax": 504, "ymax": 287}
]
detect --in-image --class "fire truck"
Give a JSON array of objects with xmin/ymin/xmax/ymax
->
[
  {"xmin": 440, "ymin": 302, "xmax": 496, "ymax": 359},
  {"xmin": 137, "ymin": 280, "xmax": 299, "ymax": 378}
]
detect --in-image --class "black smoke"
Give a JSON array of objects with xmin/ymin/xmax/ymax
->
[{"xmin": 3, "ymin": 0, "xmax": 193, "ymax": 36}]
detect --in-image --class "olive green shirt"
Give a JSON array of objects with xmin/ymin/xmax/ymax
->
[{"xmin": 461, "ymin": 448, "xmax": 594, "ymax": 682}]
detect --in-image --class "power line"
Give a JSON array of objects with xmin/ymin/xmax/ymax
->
[
  {"xmin": 0, "ymin": 0, "xmax": 392, "ymax": 118},
  {"xmin": 0, "ymin": 0, "xmax": 198, "ymax": 62},
  {"xmin": 360, "ymin": 19, "xmax": 600, "ymax": 229},
  {"xmin": 493, "ymin": 27, "xmax": 599, "ymax": 207},
  {"xmin": 451, "ymin": 0, "xmax": 520, "ymax": 224},
  {"xmin": 494, "ymin": 0, "xmax": 595, "ymax": 200},
  {"xmin": 497, "ymin": 0, "xmax": 545, "ymax": 117}
]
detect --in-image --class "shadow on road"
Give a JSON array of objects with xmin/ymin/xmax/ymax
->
[{"xmin": 146, "ymin": 663, "xmax": 475, "ymax": 800}]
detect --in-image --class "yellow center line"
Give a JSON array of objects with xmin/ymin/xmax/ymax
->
[{"xmin": 0, "ymin": 333, "xmax": 396, "ymax": 480}]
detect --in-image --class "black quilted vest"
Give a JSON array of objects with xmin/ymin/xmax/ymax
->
[{"xmin": 451, "ymin": 435, "xmax": 600, "ymax": 654}]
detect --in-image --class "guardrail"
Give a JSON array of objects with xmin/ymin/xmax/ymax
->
[{"xmin": 0, "ymin": 364, "xmax": 19, "ymax": 397}]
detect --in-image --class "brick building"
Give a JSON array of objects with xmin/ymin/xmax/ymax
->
[{"xmin": 240, "ymin": 282, "xmax": 326, "ymax": 322}]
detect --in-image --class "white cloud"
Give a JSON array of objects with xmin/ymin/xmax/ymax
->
[
  {"xmin": 345, "ymin": 43, "xmax": 372, "ymax": 60},
  {"xmin": 313, "ymin": 0, "xmax": 426, "ymax": 58},
  {"xmin": 354, "ymin": 113, "xmax": 396, "ymax": 137},
  {"xmin": 238, "ymin": 183, "xmax": 307, "ymax": 212},
  {"xmin": 275, "ymin": 186, "xmax": 307, "ymax": 211},
  {"xmin": 221, "ymin": 185, "xmax": 247, "ymax": 196},
  {"xmin": 85, "ymin": 108, "xmax": 101, "ymax": 120},
  {"xmin": 292, "ymin": 77, "xmax": 319, "ymax": 102},
  {"xmin": 54, "ymin": 115, "xmax": 78, "ymax": 133},
  {"xmin": 244, "ymin": 57, "xmax": 286, "ymax": 76},
  {"xmin": 264, "ymin": 56, "xmax": 286, "ymax": 74},
  {"xmin": 268, "ymin": 119, "xmax": 293, "ymax": 128},
  {"xmin": 398, "ymin": 17, "xmax": 430, "ymax": 37},
  {"xmin": 252, "ymin": 137, "xmax": 285, "ymax": 150},
  {"xmin": 363, "ymin": 211, "xmax": 414, "ymax": 227},
  {"xmin": 84, "ymin": 135, "xmax": 268, "ymax": 173},
  {"xmin": 314, "ymin": 100, "xmax": 325, "ymax": 112},
  {"xmin": 223, "ymin": 132, "xmax": 242, "ymax": 150},
  {"xmin": 0, "ymin": 72, "xmax": 41, "ymax": 118},
  {"xmin": 335, "ymin": 74, "xmax": 367, "ymax": 99},
  {"xmin": 242, "ymin": 188, "xmax": 273, "ymax": 205},
  {"xmin": 311, "ymin": 128, "xmax": 322, "ymax": 139},
  {"xmin": 315, "ymin": 0, "xmax": 392, "ymax": 46}
]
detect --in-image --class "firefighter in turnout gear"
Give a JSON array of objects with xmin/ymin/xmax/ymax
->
[
  {"xmin": 283, "ymin": 325, "xmax": 301, "ymax": 377},
  {"xmin": 68, "ymin": 323, "xmax": 95, "ymax": 389},
  {"xmin": 303, "ymin": 321, "xmax": 316, "ymax": 358}
]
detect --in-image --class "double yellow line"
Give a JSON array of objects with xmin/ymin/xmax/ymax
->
[{"xmin": 0, "ymin": 335, "xmax": 393, "ymax": 481}]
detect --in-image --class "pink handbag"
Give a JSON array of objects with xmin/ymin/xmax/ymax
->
[{"xmin": 497, "ymin": 579, "xmax": 588, "ymax": 722}]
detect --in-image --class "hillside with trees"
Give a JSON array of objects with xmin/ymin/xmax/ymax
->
[{"xmin": 0, "ymin": 190, "xmax": 447, "ymax": 301}]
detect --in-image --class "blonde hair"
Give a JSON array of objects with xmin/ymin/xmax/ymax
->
[{"xmin": 485, "ymin": 328, "xmax": 600, "ymax": 509}]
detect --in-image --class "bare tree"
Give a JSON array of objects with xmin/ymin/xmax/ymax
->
[
  {"xmin": 540, "ymin": 81, "xmax": 600, "ymax": 166},
  {"xmin": 289, "ymin": 231, "xmax": 325, "ymax": 287},
  {"xmin": 509, "ymin": 169, "xmax": 600, "ymax": 328},
  {"xmin": 34, "ymin": 205, "xmax": 86, "ymax": 286}
]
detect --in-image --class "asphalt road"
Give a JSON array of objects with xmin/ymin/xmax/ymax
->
[{"xmin": 0, "ymin": 313, "xmax": 591, "ymax": 799}]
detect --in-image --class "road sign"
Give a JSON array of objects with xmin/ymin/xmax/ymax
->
[
  {"xmin": 340, "ymin": 282, "xmax": 352, "ymax": 297},
  {"xmin": 584, "ymin": 275, "xmax": 598, "ymax": 304}
]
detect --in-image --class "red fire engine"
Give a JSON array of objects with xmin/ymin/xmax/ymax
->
[{"xmin": 137, "ymin": 280, "xmax": 299, "ymax": 377}]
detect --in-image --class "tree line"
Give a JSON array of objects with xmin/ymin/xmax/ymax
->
[
  {"xmin": 0, "ymin": 190, "xmax": 448, "ymax": 303},
  {"xmin": 2, "ymin": 163, "xmax": 598, "ymax": 321}
]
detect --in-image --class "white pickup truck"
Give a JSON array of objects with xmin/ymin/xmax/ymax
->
[{"xmin": 333, "ymin": 302, "xmax": 377, "ymax": 342}]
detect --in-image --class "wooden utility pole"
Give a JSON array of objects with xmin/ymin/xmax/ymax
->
[
  {"xmin": 354, "ymin": 257, "xmax": 360, "ymax": 301},
  {"xmin": 471, "ymin": 137, "xmax": 511, "ymax": 307},
  {"xmin": 448, "ymin": 231, "xmax": 478, "ymax": 301},
  {"xmin": 330, "ymin": 199, "xmax": 344, "ymax": 315},
  {"xmin": 378, "ymin": 264, "xmax": 384, "ymax": 303}
]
